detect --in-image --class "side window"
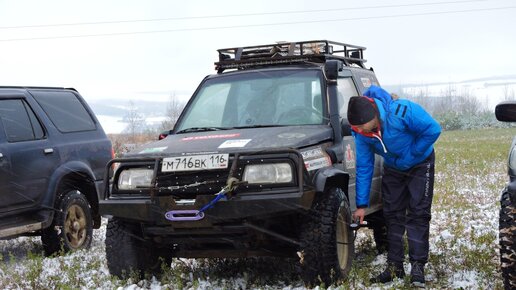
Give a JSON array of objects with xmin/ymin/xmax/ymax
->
[
  {"xmin": 0, "ymin": 99, "xmax": 45, "ymax": 142},
  {"xmin": 31, "ymin": 91, "xmax": 96, "ymax": 132},
  {"xmin": 24, "ymin": 101, "xmax": 45, "ymax": 139},
  {"xmin": 337, "ymin": 77, "xmax": 359, "ymax": 118}
]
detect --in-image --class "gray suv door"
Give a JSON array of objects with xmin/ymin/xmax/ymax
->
[
  {"xmin": 0, "ymin": 97, "xmax": 59, "ymax": 214},
  {"xmin": 0, "ymin": 120, "xmax": 10, "ymax": 211}
]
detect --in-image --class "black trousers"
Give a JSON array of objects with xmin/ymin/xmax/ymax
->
[{"xmin": 382, "ymin": 151, "xmax": 435, "ymax": 264}]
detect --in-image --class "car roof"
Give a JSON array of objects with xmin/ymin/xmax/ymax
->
[{"xmin": 0, "ymin": 86, "xmax": 76, "ymax": 91}]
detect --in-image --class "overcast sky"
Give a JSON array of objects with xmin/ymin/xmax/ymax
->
[{"xmin": 1, "ymin": 0, "xmax": 515, "ymax": 103}]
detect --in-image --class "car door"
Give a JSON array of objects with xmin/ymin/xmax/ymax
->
[
  {"xmin": 0, "ymin": 119, "xmax": 11, "ymax": 213},
  {"xmin": 0, "ymin": 96, "xmax": 59, "ymax": 214},
  {"xmin": 336, "ymin": 74, "xmax": 383, "ymax": 213}
]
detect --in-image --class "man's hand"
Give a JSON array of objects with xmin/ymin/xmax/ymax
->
[{"xmin": 353, "ymin": 208, "xmax": 366, "ymax": 224}]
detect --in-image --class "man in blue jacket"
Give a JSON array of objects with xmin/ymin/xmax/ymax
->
[{"xmin": 347, "ymin": 85, "xmax": 441, "ymax": 288}]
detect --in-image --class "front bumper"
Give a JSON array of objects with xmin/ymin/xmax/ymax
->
[
  {"xmin": 100, "ymin": 150, "xmax": 312, "ymax": 225},
  {"xmin": 100, "ymin": 189, "xmax": 315, "ymax": 227}
]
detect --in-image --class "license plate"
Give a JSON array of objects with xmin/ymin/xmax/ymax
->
[{"xmin": 161, "ymin": 154, "xmax": 229, "ymax": 172}]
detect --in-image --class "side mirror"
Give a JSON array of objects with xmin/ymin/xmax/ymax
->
[
  {"xmin": 341, "ymin": 119, "xmax": 352, "ymax": 136},
  {"xmin": 158, "ymin": 130, "xmax": 170, "ymax": 140},
  {"xmin": 495, "ymin": 101, "xmax": 516, "ymax": 122}
]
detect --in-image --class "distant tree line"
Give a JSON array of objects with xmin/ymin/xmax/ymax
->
[
  {"xmin": 160, "ymin": 92, "xmax": 185, "ymax": 132},
  {"xmin": 394, "ymin": 84, "xmax": 515, "ymax": 131},
  {"xmin": 110, "ymin": 92, "xmax": 187, "ymax": 156},
  {"xmin": 122, "ymin": 93, "xmax": 186, "ymax": 137}
]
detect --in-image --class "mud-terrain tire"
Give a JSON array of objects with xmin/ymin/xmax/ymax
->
[
  {"xmin": 105, "ymin": 218, "xmax": 172, "ymax": 279},
  {"xmin": 299, "ymin": 187, "xmax": 354, "ymax": 287},
  {"xmin": 41, "ymin": 190, "xmax": 93, "ymax": 256},
  {"xmin": 500, "ymin": 191, "xmax": 516, "ymax": 290}
]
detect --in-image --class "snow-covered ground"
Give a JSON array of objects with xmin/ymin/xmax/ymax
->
[{"xmin": 0, "ymin": 129, "xmax": 510, "ymax": 289}]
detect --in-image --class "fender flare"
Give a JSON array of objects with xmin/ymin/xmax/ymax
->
[
  {"xmin": 312, "ymin": 167, "xmax": 350, "ymax": 197},
  {"xmin": 43, "ymin": 161, "xmax": 97, "ymax": 210}
]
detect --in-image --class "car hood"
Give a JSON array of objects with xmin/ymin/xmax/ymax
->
[{"xmin": 125, "ymin": 125, "xmax": 333, "ymax": 157}]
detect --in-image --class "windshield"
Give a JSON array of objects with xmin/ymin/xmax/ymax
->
[{"xmin": 176, "ymin": 69, "xmax": 325, "ymax": 132}]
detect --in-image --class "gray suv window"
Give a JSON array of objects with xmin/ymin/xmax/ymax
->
[
  {"xmin": 0, "ymin": 99, "xmax": 45, "ymax": 142},
  {"xmin": 337, "ymin": 77, "xmax": 359, "ymax": 118},
  {"xmin": 32, "ymin": 91, "xmax": 96, "ymax": 132}
]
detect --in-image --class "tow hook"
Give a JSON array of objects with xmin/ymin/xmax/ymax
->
[
  {"xmin": 349, "ymin": 220, "xmax": 368, "ymax": 230},
  {"xmin": 350, "ymin": 220, "xmax": 368, "ymax": 241}
]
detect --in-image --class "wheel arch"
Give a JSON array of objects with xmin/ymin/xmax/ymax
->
[
  {"xmin": 44, "ymin": 161, "xmax": 101, "ymax": 228},
  {"xmin": 312, "ymin": 167, "xmax": 350, "ymax": 197}
]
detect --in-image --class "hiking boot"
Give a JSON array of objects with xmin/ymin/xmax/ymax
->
[
  {"xmin": 410, "ymin": 262, "xmax": 426, "ymax": 288},
  {"xmin": 370, "ymin": 262, "xmax": 405, "ymax": 283}
]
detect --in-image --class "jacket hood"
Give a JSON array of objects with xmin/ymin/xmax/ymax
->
[
  {"xmin": 124, "ymin": 126, "xmax": 332, "ymax": 158},
  {"xmin": 363, "ymin": 85, "xmax": 392, "ymax": 111}
]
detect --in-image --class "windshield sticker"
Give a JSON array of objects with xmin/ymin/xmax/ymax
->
[
  {"xmin": 305, "ymin": 157, "xmax": 331, "ymax": 171},
  {"xmin": 345, "ymin": 144, "xmax": 356, "ymax": 169},
  {"xmin": 361, "ymin": 77, "xmax": 372, "ymax": 88},
  {"xmin": 182, "ymin": 133, "xmax": 240, "ymax": 141},
  {"xmin": 139, "ymin": 147, "xmax": 167, "ymax": 154},
  {"xmin": 218, "ymin": 139, "xmax": 252, "ymax": 148}
]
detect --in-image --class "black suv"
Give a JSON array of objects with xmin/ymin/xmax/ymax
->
[
  {"xmin": 0, "ymin": 87, "xmax": 112, "ymax": 255},
  {"xmin": 101, "ymin": 40, "xmax": 386, "ymax": 285},
  {"xmin": 495, "ymin": 101, "xmax": 516, "ymax": 290}
]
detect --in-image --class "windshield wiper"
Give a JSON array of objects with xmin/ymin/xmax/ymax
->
[
  {"xmin": 176, "ymin": 127, "xmax": 228, "ymax": 134},
  {"xmin": 233, "ymin": 124, "xmax": 287, "ymax": 129}
]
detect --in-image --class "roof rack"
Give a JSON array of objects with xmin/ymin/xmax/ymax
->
[{"xmin": 215, "ymin": 40, "xmax": 366, "ymax": 73}]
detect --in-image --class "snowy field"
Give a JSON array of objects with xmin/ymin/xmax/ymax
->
[{"xmin": 0, "ymin": 128, "xmax": 513, "ymax": 289}]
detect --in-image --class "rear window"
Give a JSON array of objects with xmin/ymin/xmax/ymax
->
[{"xmin": 31, "ymin": 90, "xmax": 96, "ymax": 132}]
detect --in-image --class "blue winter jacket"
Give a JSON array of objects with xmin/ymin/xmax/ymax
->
[{"xmin": 353, "ymin": 85, "xmax": 441, "ymax": 207}]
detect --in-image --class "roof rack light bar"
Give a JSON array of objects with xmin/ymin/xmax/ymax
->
[{"xmin": 215, "ymin": 40, "xmax": 367, "ymax": 73}]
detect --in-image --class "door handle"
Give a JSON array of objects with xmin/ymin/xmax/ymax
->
[
  {"xmin": 44, "ymin": 148, "xmax": 54, "ymax": 154},
  {"xmin": 0, "ymin": 153, "xmax": 3, "ymax": 158}
]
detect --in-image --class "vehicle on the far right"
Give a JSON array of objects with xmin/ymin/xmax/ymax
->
[{"xmin": 495, "ymin": 100, "xmax": 516, "ymax": 290}]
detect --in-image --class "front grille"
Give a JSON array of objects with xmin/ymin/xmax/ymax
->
[{"xmin": 156, "ymin": 168, "xmax": 230, "ymax": 198}]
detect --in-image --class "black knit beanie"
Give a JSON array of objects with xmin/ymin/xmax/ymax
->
[{"xmin": 347, "ymin": 96, "xmax": 376, "ymax": 125}]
